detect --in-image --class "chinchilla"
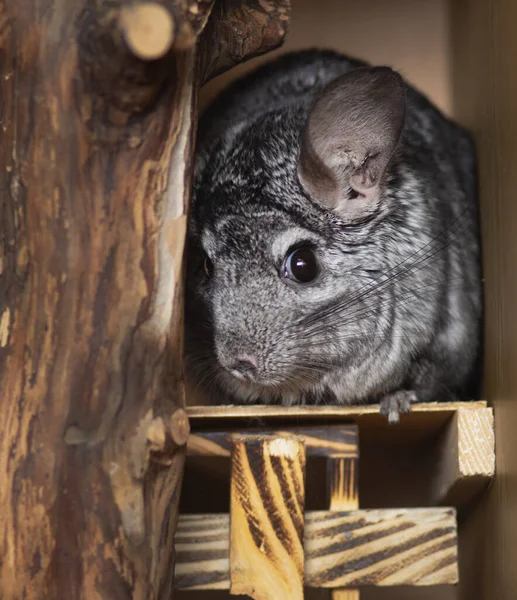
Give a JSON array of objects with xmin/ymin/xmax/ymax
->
[{"xmin": 185, "ymin": 50, "xmax": 482, "ymax": 423}]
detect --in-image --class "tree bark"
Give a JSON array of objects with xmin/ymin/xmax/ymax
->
[
  {"xmin": 0, "ymin": 0, "xmax": 288, "ymax": 598},
  {"xmin": 198, "ymin": 0, "xmax": 290, "ymax": 84}
]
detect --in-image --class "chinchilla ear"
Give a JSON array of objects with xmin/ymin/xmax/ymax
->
[{"xmin": 298, "ymin": 66, "xmax": 405, "ymax": 221}]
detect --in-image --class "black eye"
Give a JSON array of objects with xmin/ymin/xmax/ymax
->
[
  {"xmin": 284, "ymin": 247, "xmax": 318, "ymax": 283},
  {"xmin": 203, "ymin": 256, "xmax": 213, "ymax": 277}
]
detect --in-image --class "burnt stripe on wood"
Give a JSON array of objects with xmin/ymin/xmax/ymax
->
[
  {"xmin": 328, "ymin": 455, "xmax": 360, "ymax": 600},
  {"xmin": 173, "ymin": 507, "xmax": 458, "ymax": 590},
  {"xmin": 230, "ymin": 435, "xmax": 307, "ymax": 600}
]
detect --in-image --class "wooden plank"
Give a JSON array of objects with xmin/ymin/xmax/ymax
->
[
  {"xmin": 331, "ymin": 591, "xmax": 360, "ymax": 600},
  {"xmin": 230, "ymin": 435, "xmax": 306, "ymax": 600},
  {"xmin": 185, "ymin": 402, "xmax": 489, "ymax": 447},
  {"xmin": 451, "ymin": 0, "xmax": 517, "ymax": 597},
  {"xmin": 174, "ymin": 508, "xmax": 458, "ymax": 590},
  {"xmin": 187, "ymin": 425, "xmax": 358, "ymax": 458},
  {"xmin": 186, "ymin": 401, "xmax": 488, "ymax": 422},
  {"xmin": 431, "ymin": 406, "xmax": 495, "ymax": 507},
  {"xmin": 328, "ymin": 457, "xmax": 360, "ymax": 600}
]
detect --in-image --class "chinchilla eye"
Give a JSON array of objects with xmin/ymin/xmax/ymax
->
[
  {"xmin": 203, "ymin": 256, "xmax": 213, "ymax": 277},
  {"xmin": 284, "ymin": 247, "xmax": 318, "ymax": 283}
]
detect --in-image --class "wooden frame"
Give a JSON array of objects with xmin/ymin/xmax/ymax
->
[
  {"xmin": 186, "ymin": 402, "xmax": 494, "ymax": 509},
  {"xmin": 178, "ymin": 403, "xmax": 494, "ymax": 598}
]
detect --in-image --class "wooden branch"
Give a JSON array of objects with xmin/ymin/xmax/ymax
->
[
  {"xmin": 0, "ymin": 1, "xmax": 221, "ymax": 597},
  {"xmin": 119, "ymin": 0, "xmax": 217, "ymax": 60},
  {"xmin": 230, "ymin": 435, "xmax": 306, "ymax": 599},
  {"xmin": 198, "ymin": 0, "xmax": 291, "ymax": 85},
  {"xmin": 174, "ymin": 508, "xmax": 459, "ymax": 590},
  {"xmin": 120, "ymin": 3, "xmax": 176, "ymax": 60},
  {"xmin": 0, "ymin": 0, "xmax": 291, "ymax": 596},
  {"xmin": 147, "ymin": 407, "xmax": 191, "ymax": 465},
  {"xmin": 431, "ymin": 406, "xmax": 495, "ymax": 507},
  {"xmin": 187, "ymin": 425, "xmax": 358, "ymax": 458}
]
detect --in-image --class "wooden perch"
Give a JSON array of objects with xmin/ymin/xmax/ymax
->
[
  {"xmin": 174, "ymin": 508, "xmax": 459, "ymax": 590},
  {"xmin": 0, "ymin": 0, "xmax": 290, "ymax": 598},
  {"xmin": 198, "ymin": 0, "xmax": 291, "ymax": 84}
]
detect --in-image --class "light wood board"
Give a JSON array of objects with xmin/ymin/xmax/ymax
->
[{"xmin": 174, "ymin": 508, "xmax": 458, "ymax": 590}]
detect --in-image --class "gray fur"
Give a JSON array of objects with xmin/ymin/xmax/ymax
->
[{"xmin": 185, "ymin": 50, "xmax": 482, "ymax": 422}]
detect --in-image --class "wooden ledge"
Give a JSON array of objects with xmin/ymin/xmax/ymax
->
[
  {"xmin": 185, "ymin": 402, "xmax": 495, "ymax": 509},
  {"xmin": 187, "ymin": 400, "xmax": 487, "ymax": 423},
  {"xmin": 174, "ymin": 508, "xmax": 458, "ymax": 590}
]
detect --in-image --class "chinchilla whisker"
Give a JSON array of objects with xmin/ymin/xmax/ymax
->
[
  {"xmin": 186, "ymin": 358, "xmax": 222, "ymax": 390},
  {"xmin": 332, "ymin": 276, "xmax": 467, "ymax": 329},
  {"xmin": 301, "ymin": 211, "xmax": 472, "ymax": 328},
  {"xmin": 297, "ymin": 276, "xmax": 468, "ymax": 339}
]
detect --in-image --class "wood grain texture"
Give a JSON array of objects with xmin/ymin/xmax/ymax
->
[
  {"xmin": 0, "ymin": 0, "xmax": 290, "ymax": 597},
  {"xmin": 173, "ymin": 508, "xmax": 458, "ymax": 590},
  {"xmin": 230, "ymin": 435, "xmax": 306, "ymax": 600},
  {"xmin": 328, "ymin": 457, "xmax": 359, "ymax": 512},
  {"xmin": 187, "ymin": 401, "xmax": 488, "ymax": 421},
  {"xmin": 431, "ymin": 406, "xmax": 494, "ymax": 508},
  {"xmin": 331, "ymin": 592, "xmax": 360, "ymax": 600},
  {"xmin": 198, "ymin": 0, "xmax": 291, "ymax": 84},
  {"xmin": 451, "ymin": 1, "xmax": 517, "ymax": 599},
  {"xmin": 328, "ymin": 457, "xmax": 360, "ymax": 600},
  {"xmin": 119, "ymin": 3, "xmax": 180, "ymax": 60},
  {"xmin": 0, "ymin": 1, "xmax": 203, "ymax": 596},
  {"xmin": 187, "ymin": 425, "xmax": 358, "ymax": 458},
  {"xmin": 187, "ymin": 401, "xmax": 492, "ymax": 452}
]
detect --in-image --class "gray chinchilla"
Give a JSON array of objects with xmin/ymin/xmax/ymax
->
[{"xmin": 185, "ymin": 50, "xmax": 482, "ymax": 423}]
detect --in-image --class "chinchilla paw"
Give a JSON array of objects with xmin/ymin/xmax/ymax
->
[{"xmin": 379, "ymin": 390, "xmax": 418, "ymax": 424}]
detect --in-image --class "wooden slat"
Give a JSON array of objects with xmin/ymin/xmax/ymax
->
[
  {"xmin": 328, "ymin": 457, "xmax": 360, "ymax": 600},
  {"xmin": 328, "ymin": 456, "xmax": 359, "ymax": 512},
  {"xmin": 431, "ymin": 406, "xmax": 495, "ymax": 507},
  {"xmin": 174, "ymin": 508, "xmax": 458, "ymax": 590},
  {"xmin": 187, "ymin": 425, "xmax": 358, "ymax": 458},
  {"xmin": 230, "ymin": 435, "xmax": 306, "ymax": 600},
  {"xmin": 186, "ymin": 401, "xmax": 488, "ymax": 422},
  {"xmin": 185, "ymin": 402, "xmax": 490, "ymax": 448}
]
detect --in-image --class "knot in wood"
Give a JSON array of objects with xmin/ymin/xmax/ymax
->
[
  {"xmin": 147, "ymin": 408, "xmax": 190, "ymax": 460},
  {"xmin": 169, "ymin": 407, "xmax": 191, "ymax": 446}
]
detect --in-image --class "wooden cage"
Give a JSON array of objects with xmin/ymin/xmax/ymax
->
[{"xmin": 0, "ymin": 1, "xmax": 514, "ymax": 600}]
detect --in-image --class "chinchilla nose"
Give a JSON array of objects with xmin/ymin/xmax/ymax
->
[{"xmin": 229, "ymin": 355, "xmax": 259, "ymax": 378}]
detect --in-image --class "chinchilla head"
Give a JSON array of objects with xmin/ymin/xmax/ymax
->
[{"xmin": 186, "ymin": 67, "xmax": 409, "ymax": 404}]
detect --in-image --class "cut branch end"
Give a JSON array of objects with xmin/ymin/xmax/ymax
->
[
  {"xmin": 120, "ymin": 2, "xmax": 175, "ymax": 60},
  {"xmin": 148, "ymin": 408, "xmax": 190, "ymax": 460}
]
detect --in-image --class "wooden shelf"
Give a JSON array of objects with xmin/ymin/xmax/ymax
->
[
  {"xmin": 184, "ymin": 402, "xmax": 494, "ymax": 509},
  {"xmin": 186, "ymin": 401, "xmax": 486, "ymax": 442}
]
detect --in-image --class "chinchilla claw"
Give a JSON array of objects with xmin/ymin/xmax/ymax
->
[{"xmin": 380, "ymin": 390, "xmax": 418, "ymax": 424}]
